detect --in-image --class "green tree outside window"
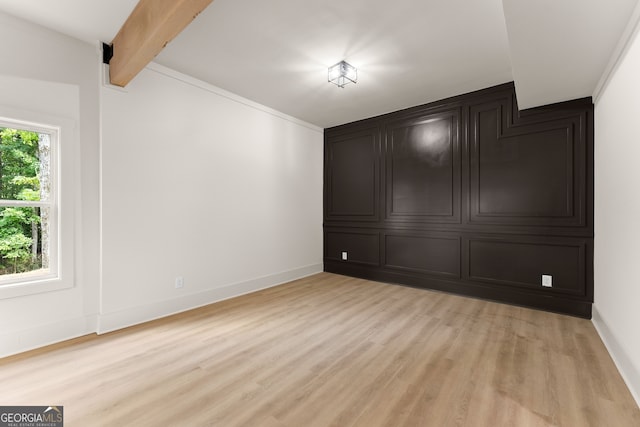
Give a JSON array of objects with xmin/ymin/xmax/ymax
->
[{"xmin": 0, "ymin": 127, "xmax": 46, "ymax": 275}]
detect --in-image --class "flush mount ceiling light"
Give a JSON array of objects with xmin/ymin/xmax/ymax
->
[{"xmin": 328, "ymin": 60, "xmax": 357, "ymax": 88}]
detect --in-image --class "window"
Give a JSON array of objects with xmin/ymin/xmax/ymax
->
[
  {"xmin": 0, "ymin": 74, "xmax": 78, "ymax": 299},
  {"xmin": 0, "ymin": 118, "xmax": 59, "ymax": 290}
]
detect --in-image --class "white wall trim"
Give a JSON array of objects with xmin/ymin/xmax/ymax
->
[
  {"xmin": 0, "ymin": 314, "xmax": 97, "ymax": 358},
  {"xmin": 100, "ymin": 63, "xmax": 128, "ymax": 93},
  {"xmin": 593, "ymin": 0, "xmax": 640, "ymax": 103},
  {"xmin": 97, "ymin": 264, "xmax": 323, "ymax": 334},
  {"xmin": 592, "ymin": 306, "xmax": 640, "ymax": 407},
  {"xmin": 97, "ymin": 41, "xmax": 106, "ymax": 340},
  {"xmin": 145, "ymin": 62, "xmax": 323, "ymax": 133}
]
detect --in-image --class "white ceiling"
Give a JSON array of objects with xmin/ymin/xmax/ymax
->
[
  {"xmin": 503, "ymin": 0, "xmax": 639, "ymax": 110},
  {"xmin": 0, "ymin": 0, "xmax": 637, "ymax": 127}
]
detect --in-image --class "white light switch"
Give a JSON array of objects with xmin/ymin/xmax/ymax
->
[
  {"xmin": 341, "ymin": 251, "xmax": 348, "ymax": 260},
  {"xmin": 542, "ymin": 275, "xmax": 552, "ymax": 288}
]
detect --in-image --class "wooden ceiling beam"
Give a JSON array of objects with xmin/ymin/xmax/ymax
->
[{"xmin": 108, "ymin": 0, "xmax": 214, "ymax": 87}]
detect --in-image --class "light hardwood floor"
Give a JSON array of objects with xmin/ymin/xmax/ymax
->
[{"xmin": 1, "ymin": 273, "xmax": 638, "ymax": 426}]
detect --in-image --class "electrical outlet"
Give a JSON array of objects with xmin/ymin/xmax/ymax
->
[
  {"xmin": 175, "ymin": 276, "xmax": 184, "ymax": 289},
  {"xmin": 542, "ymin": 274, "xmax": 552, "ymax": 288},
  {"xmin": 341, "ymin": 251, "xmax": 348, "ymax": 261}
]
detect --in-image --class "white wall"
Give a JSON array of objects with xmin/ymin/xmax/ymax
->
[
  {"xmin": 593, "ymin": 13, "xmax": 640, "ymax": 405},
  {"xmin": 0, "ymin": 11, "xmax": 323, "ymax": 354},
  {"xmin": 0, "ymin": 12, "xmax": 100, "ymax": 356},
  {"xmin": 98, "ymin": 64, "xmax": 323, "ymax": 331}
]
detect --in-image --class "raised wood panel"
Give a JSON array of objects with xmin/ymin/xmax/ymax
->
[
  {"xmin": 385, "ymin": 110, "xmax": 460, "ymax": 223},
  {"xmin": 384, "ymin": 233, "xmax": 460, "ymax": 278},
  {"xmin": 323, "ymin": 82, "xmax": 594, "ymax": 317},
  {"xmin": 324, "ymin": 231, "xmax": 380, "ymax": 266},
  {"xmin": 469, "ymin": 96, "xmax": 587, "ymax": 227},
  {"xmin": 325, "ymin": 127, "xmax": 379, "ymax": 221},
  {"xmin": 467, "ymin": 237, "xmax": 586, "ymax": 296}
]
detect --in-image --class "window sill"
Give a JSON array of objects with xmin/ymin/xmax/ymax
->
[{"xmin": 0, "ymin": 275, "xmax": 73, "ymax": 300}]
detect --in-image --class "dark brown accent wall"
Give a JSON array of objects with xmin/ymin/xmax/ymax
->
[{"xmin": 323, "ymin": 82, "xmax": 594, "ymax": 318}]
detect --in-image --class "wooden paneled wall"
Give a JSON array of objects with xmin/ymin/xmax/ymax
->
[{"xmin": 323, "ymin": 82, "xmax": 594, "ymax": 317}]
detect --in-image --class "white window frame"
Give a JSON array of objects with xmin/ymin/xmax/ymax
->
[{"xmin": 0, "ymin": 110, "xmax": 75, "ymax": 299}]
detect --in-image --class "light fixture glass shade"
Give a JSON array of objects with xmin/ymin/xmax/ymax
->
[{"xmin": 328, "ymin": 61, "xmax": 357, "ymax": 88}]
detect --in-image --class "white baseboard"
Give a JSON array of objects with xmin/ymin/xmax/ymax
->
[
  {"xmin": 97, "ymin": 263, "xmax": 323, "ymax": 334},
  {"xmin": 592, "ymin": 306, "xmax": 640, "ymax": 407},
  {"xmin": 0, "ymin": 314, "xmax": 97, "ymax": 359}
]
